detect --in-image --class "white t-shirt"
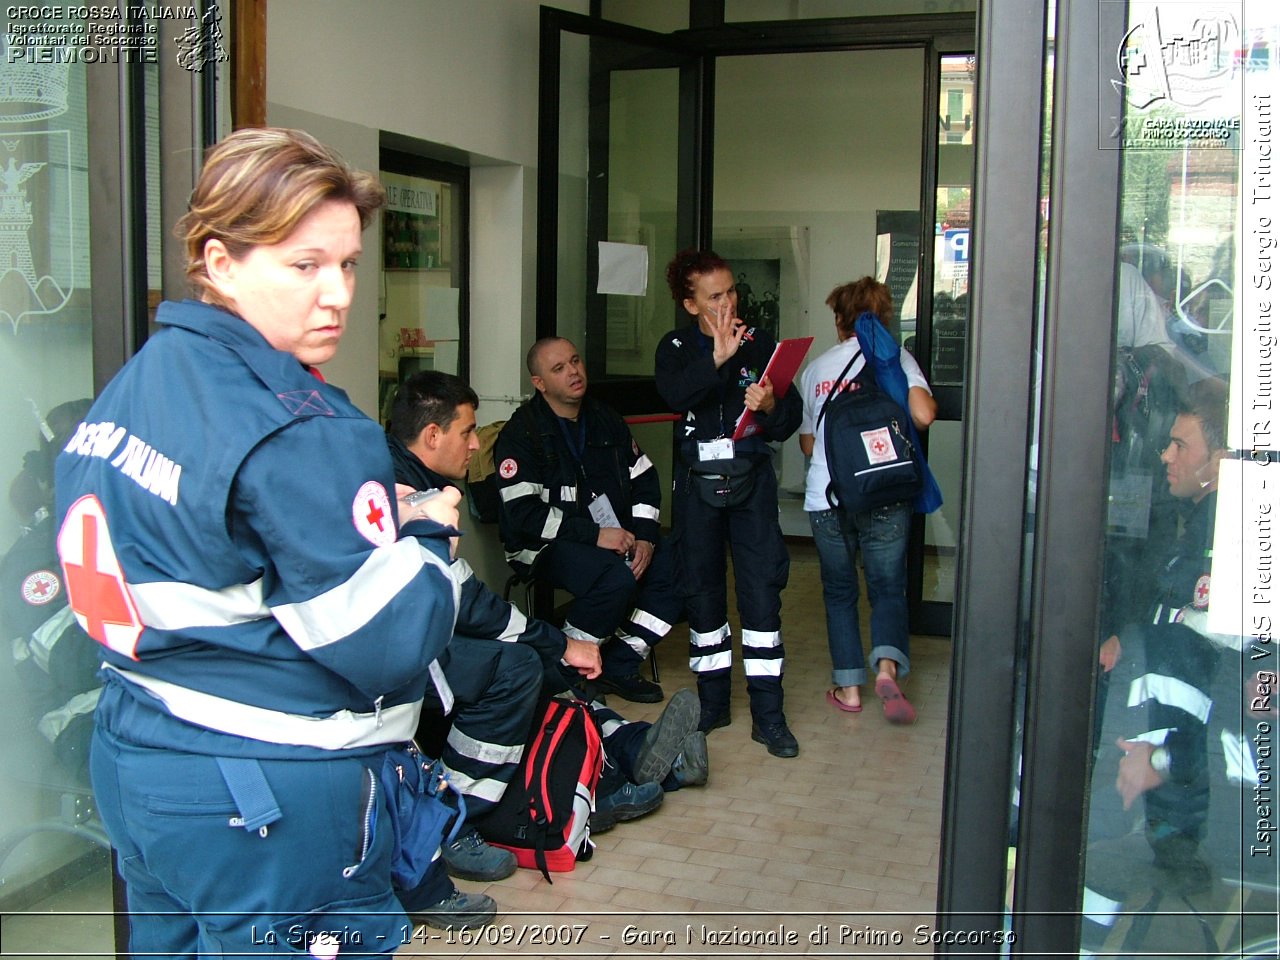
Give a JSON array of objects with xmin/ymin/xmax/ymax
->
[
  {"xmin": 1116, "ymin": 260, "xmax": 1173, "ymax": 349},
  {"xmin": 798, "ymin": 337, "xmax": 931, "ymax": 512}
]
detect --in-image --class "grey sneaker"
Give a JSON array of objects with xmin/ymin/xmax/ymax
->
[
  {"xmin": 589, "ymin": 779, "xmax": 663, "ymax": 834},
  {"xmin": 410, "ymin": 888, "xmax": 497, "ymax": 930},
  {"xmin": 440, "ymin": 826, "xmax": 517, "ymax": 882},
  {"xmin": 633, "ymin": 688, "xmax": 699, "ymax": 784},
  {"xmin": 669, "ymin": 731, "xmax": 709, "ymax": 787}
]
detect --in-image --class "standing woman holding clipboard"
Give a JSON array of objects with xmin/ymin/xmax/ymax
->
[{"xmin": 655, "ymin": 249, "xmax": 805, "ymax": 758}]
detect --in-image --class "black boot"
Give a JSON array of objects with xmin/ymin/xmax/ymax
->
[
  {"xmin": 696, "ymin": 673, "xmax": 732, "ymax": 732},
  {"xmin": 748, "ymin": 677, "xmax": 798, "ymax": 758}
]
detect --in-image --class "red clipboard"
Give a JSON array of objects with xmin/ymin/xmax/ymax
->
[{"xmin": 731, "ymin": 336, "xmax": 814, "ymax": 441}]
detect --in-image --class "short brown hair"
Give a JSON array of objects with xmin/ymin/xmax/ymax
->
[
  {"xmin": 1179, "ymin": 377, "xmax": 1228, "ymax": 454},
  {"xmin": 665, "ymin": 248, "xmax": 730, "ymax": 303},
  {"xmin": 177, "ymin": 127, "xmax": 385, "ymax": 305},
  {"xmin": 826, "ymin": 278, "xmax": 894, "ymax": 337}
]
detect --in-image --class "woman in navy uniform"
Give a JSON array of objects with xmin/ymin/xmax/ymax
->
[
  {"xmin": 656, "ymin": 249, "xmax": 802, "ymax": 758},
  {"xmin": 55, "ymin": 128, "xmax": 488, "ymax": 956}
]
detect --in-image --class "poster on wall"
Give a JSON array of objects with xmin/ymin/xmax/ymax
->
[{"xmin": 732, "ymin": 259, "xmax": 781, "ymax": 342}]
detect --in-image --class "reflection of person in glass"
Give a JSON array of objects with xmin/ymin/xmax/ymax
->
[
  {"xmin": 1083, "ymin": 378, "xmax": 1249, "ymax": 947},
  {"xmin": 54, "ymin": 128, "xmax": 488, "ymax": 955}
]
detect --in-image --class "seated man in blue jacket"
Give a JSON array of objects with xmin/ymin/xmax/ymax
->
[
  {"xmin": 387, "ymin": 372, "xmax": 709, "ymax": 856},
  {"xmin": 492, "ymin": 337, "xmax": 682, "ymax": 703}
]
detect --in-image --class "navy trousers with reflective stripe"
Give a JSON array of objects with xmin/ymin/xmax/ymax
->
[
  {"xmin": 420, "ymin": 637, "xmax": 543, "ymax": 818},
  {"xmin": 536, "ymin": 538, "xmax": 678, "ymax": 676},
  {"xmin": 672, "ymin": 462, "xmax": 789, "ymax": 721}
]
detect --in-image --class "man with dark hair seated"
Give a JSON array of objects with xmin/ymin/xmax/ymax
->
[{"xmin": 387, "ymin": 372, "xmax": 708, "ymax": 847}]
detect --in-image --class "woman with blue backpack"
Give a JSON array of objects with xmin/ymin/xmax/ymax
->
[{"xmin": 797, "ymin": 278, "xmax": 941, "ymax": 724}]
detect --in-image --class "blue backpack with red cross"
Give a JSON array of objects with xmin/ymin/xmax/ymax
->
[{"xmin": 816, "ymin": 341, "xmax": 924, "ymax": 518}]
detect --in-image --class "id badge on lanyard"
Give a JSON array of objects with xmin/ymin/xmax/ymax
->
[
  {"xmin": 588, "ymin": 492, "xmax": 621, "ymax": 528},
  {"xmin": 697, "ymin": 437, "xmax": 735, "ymax": 462}
]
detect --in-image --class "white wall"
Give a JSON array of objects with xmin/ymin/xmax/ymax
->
[{"xmin": 266, "ymin": 0, "xmax": 589, "ymax": 413}]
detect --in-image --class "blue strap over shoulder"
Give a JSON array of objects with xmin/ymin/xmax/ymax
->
[{"xmin": 853, "ymin": 313, "xmax": 944, "ymax": 514}]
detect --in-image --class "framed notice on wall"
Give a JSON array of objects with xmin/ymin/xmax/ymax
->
[{"xmin": 382, "ymin": 172, "xmax": 443, "ymax": 271}]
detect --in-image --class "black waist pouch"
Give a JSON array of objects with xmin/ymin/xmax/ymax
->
[{"xmin": 687, "ymin": 456, "xmax": 758, "ymax": 509}]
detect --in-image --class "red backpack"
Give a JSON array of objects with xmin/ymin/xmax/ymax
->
[{"xmin": 474, "ymin": 696, "xmax": 603, "ymax": 881}]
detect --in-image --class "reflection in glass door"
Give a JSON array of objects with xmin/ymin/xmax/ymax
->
[
  {"xmin": 1078, "ymin": 3, "xmax": 1275, "ymax": 954},
  {"xmin": 543, "ymin": 16, "xmax": 693, "ymax": 405},
  {"xmin": 0, "ymin": 30, "xmax": 111, "ymax": 955},
  {"xmin": 919, "ymin": 53, "xmax": 975, "ymax": 613}
]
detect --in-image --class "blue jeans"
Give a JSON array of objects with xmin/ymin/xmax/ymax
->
[{"xmin": 808, "ymin": 505, "xmax": 911, "ymax": 688}]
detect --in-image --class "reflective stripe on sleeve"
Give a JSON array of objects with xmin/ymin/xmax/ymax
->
[
  {"xmin": 541, "ymin": 506, "xmax": 563, "ymax": 539},
  {"xmin": 129, "ymin": 577, "xmax": 269, "ymax": 631},
  {"xmin": 1222, "ymin": 729, "xmax": 1260, "ymax": 786},
  {"xmin": 629, "ymin": 455, "xmax": 654, "ymax": 479},
  {"xmin": 505, "ymin": 547, "xmax": 544, "ymax": 567},
  {"xmin": 564, "ymin": 621, "xmax": 607, "ymax": 645},
  {"xmin": 1127, "ymin": 673, "xmax": 1212, "ymax": 723},
  {"xmin": 1082, "ymin": 887, "xmax": 1123, "ymax": 926},
  {"xmin": 1128, "ymin": 727, "xmax": 1173, "ymax": 746},
  {"xmin": 498, "ymin": 606, "xmax": 528, "ymax": 642},
  {"xmin": 632, "ymin": 504, "xmax": 661, "ymax": 521},
  {"xmin": 500, "ymin": 481, "xmax": 545, "ymax": 503},
  {"xmin": 274, "ymin": 538, "xmax": 461, "ymax": 652}
]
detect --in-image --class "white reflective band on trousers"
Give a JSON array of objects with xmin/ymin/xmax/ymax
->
[{"xmin": 690, "ymin": 623, "xmax": 732, "ymax": 673}]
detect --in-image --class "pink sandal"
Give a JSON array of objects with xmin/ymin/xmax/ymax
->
[
  {"xmin": 826, "ymin": 688, "xmax": 863, "ymax": 713},
  {"xmin": 875, "ymin": 676, "xmax": 917, "ymax": 725}
]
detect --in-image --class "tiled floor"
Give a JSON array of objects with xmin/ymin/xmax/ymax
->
[
  {"xmin": 397, "ymin": 540, "xmax": 950, "ymax": 958},
  {"xmin": 1, "ymin": 542, "xmax": 953, "ymax": 959}
]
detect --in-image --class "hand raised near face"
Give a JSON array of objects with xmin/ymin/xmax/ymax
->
[{"xmin": 708, "ymin": 297, "xmax": 746, "ymax": 369}]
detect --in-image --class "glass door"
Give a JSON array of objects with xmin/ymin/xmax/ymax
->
[
  {"xmin": 1077, "ymin": 2, "xmax": 1273, "ymax": 954},
  {"xmin": 912, "ymin": 52, "xmax": 974, "ymax": 633},
  {"xmin": 538, "ymin": 8, "xmax": 699, "ymax": 417}
]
